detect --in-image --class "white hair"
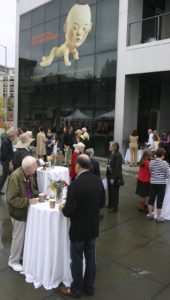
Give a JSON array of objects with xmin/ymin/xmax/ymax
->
[
  {"xmin": 85, "ymin": 148, "xmax": 94, "ymax": 157},
  {"xmin": 82, "ymin": 127, "xmax": 87, "ymax": 132},
  {"xmin": 77, "ymin": 142, "xmax": 85, "ymax": 150},
  {"xmin": 22, "ymin": 156, "xmax": 37, "ymax": 169}
]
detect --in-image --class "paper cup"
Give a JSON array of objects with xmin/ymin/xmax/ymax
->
[
  {"xmin": 38, "ymin": 193, "xmax": 46, "ymax": 202},
  {"xmin": 49, "ymin": 199, "xmax": 56, "ymax": 209}
]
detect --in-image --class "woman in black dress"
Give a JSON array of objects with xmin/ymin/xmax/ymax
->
[{"xmin": 106, "ymin": 141, "xmax": 123, "ymax": 212}]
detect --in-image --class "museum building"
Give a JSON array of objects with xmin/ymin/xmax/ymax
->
[{"xmin": 15, "ymin": 0, "xmax": 170, "ymax": 156}]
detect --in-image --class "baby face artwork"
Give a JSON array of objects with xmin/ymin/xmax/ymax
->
[
  {"xmin": 40, "ymin": 4, "xmax": 92, "ymax": 67},
  {"xmin": 65, "ymin": 4, "xmax": 92, "ymax": 49}
]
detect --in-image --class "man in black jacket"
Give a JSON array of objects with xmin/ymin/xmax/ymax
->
[
  {"xmin": 85, "ymin": 148, "xmax": 100, "ymax": 177},
  {"xmin": 0, "ymin": 130, "xmax": 16, "ymax": 195},
  {"xmin": 59, "ymin": 154, "xmax": 105, "ymax": 298}
]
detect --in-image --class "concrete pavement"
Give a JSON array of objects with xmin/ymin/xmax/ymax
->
[{"xmin": 0, "ymin": 164, "xmax": 170, "ymax": 300}]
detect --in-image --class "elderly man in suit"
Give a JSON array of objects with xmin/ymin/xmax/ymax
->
[{"xmin": 59, "ymin": 154, "xmax": 105, "ymax": 298}]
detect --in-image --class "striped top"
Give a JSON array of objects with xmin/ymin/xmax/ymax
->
[{"xmin": 149, "ymin": 159, "xmax": 170, "ymax": 184}]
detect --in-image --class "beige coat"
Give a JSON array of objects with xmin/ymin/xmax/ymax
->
[
  {"xmin": 36, "ymin": 132, "xmax": 46, "ymax": 156},
  {"xmin": 129, "ymin": 135, "xmax": 138, "ymax": 149}
]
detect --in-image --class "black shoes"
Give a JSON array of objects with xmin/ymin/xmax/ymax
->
[{"xmin": 0, "ymin": 192, "xmax": 5, "ymax": 196}]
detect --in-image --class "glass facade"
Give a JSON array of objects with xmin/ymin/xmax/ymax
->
[{"xmin": 18, "ymin": 0, "xmax": 119, "ymax": 156}]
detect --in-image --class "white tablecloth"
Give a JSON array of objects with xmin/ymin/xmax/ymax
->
[
  {"xmin": 37, "ymin": 166, "xmax": 70, "ymax": 196},
  {"xmin": 22, "ymin": 201, "xmax": 72, "ymax": 290},
  {"xmin": 124, "ymin": 149, "xmax": 144, "ymax": 164}
]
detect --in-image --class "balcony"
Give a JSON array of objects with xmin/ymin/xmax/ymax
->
[{"xmin": 128, "ymin": 12, "xmax": 170, "ymax": 46}]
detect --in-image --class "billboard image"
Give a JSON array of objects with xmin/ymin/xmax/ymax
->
[{"xmin": 40, "ymin": 4, "xmax": 92, "ymax": 67}]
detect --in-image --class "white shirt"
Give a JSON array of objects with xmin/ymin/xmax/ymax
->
[{"xmin": 148, "ymin": 133, "xmax": 153, "ymax": 145}]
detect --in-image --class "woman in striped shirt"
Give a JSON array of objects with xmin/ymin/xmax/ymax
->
[{"xmin": 147, "ymin": 148, "xmax": 170, "ymax": 222}]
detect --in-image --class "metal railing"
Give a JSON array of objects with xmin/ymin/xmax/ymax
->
[{"xmin": 128, "ymin": 11, "xmax": 170, "ymax": 46}]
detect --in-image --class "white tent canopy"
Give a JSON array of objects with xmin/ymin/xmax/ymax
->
[
  {"xmin": 96, "ymin": 110, "xmax": 115, "ymax": 119},
  {"xmin": 66, "ymin": 108, "xmax": 91, "ymax": 120}
]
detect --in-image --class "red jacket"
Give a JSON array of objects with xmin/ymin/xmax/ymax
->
[
  {"xmin": 137, "ymin": 160, "xmax": 151, "ymax": 182},
  {"xmin": 70, "ymin": 151, "xmax": 79, "ymax": 179}
]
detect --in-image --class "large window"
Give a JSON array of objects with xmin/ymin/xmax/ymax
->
[{"xmin": 18, "ymin": 0, "xmax": 119, "ymax": 156}]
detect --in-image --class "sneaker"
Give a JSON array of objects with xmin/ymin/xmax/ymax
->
[
  {"xmin": 147, "ymin": 214, "xmax": 154, "ymax": 220},
  {"xmin": 8, "ymin": 261, "xmax": 23, "ymax": 272},
  {"xmin": 156, "ymin": 217, "xmax": 165, "ymax": 223}
]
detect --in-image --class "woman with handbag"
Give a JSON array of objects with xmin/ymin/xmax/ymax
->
[{"xmin": 106, "ymin": 141, "xmax": 123, "ymax": 212}]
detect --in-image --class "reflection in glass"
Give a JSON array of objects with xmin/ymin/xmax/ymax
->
[
  {"xmin": 20, "ymin": 12, "xmax": 31, "ymax": 31},
  {"xmin": 95, "ymin": 51, "xmax": 117, "ymax": 78},
  {"xmin": 60, "ymin": 0, "xmax": 76, "ymax": 16},
  {"xmin": 96, "ymin": 0, "xmax": 119, "ymax": 51},
  {"xmin": 32, "ymin": 6, "xmax": 45, "ymax": 27},
  {"xmin": 75, "ymin": 55, "xmax": 94, "ymax": 79},
  {"xmin": 59, "ymin": 59, "xmax": 75, "ymax": 81},
  {"xmin": 45, "ymin": 0, "xmax": 59, "ymax": 21},
  {"xmin": 19, "ymin": 30, "xmax": 31, "ymax": 60},
  {"xmin": 44, "ymin": 19, "xmax": 59, "ymax": 56},
  {"xmin": 31, "ymin": 25, "xmax": 44, "ymax": 62}
]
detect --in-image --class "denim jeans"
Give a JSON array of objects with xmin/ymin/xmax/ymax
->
[{"xmin": 70, "ymin": 239, "xmax": 96, "ymax": 296}]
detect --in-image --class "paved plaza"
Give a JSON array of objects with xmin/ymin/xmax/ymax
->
[{"xmin": 0, "ymin": 165, "xmax": 170, "ymax": 300}]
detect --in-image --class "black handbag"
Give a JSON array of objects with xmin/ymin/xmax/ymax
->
[{"xmin": 116, "ymin": 175, "xmax": 124, "ymax": 186}]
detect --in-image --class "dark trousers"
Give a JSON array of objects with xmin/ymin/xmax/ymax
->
[
  {"xmin": 70, "ymin": 239, "xmax": 96, "ymax": 296},
  {"xmin": 0, "ymin": 161, "xmax": 10, "ymax": 192},
  {"xmin": 108, "ymin": 180, "xmax": 120, "ymax": 211},
  {"xmin": 149, "ymin": 183, "xmax": 166, "ymax": 209}
]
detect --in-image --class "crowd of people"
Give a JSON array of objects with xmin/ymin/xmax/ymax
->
[
  {"xmin": 133, "ymin": 128, "xmax": 170, "ymax": 222},
  {"xmin": 128, "ymin": 128, "xmax": 170, "ymax": 167},
  {"xmin": 0, "ymin": 125, "xmax": 104, "ymax": 298},
  {"xmin": 0, "ymin": 125, "xmax": 170, "ymax": 297}
]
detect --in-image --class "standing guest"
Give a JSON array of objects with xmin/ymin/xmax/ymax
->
[
  {"xmin": 59, "ymin": 154, "xmax": 105, "ymax": 298},
  {"xmin": 85, "ymin": 148, "xmax": 104, "ymax": 220},
  {"xmin": 46, "ymin": 133, "xmax": 53, "ymax": 156},
  {"xmin": 146, "ymin": 128, "xmax": 153, "ymax": 146},
  {"xmin": 81, "ymin": 127, "xmax": 91, "ymax": 149},
  {"xmin": 74, "ymin": 129, "xmax": 83, "ymax": 144},
  {"xmin": 129, "ymin": 130, "xmax": 138, "ymax": 167},
  {"xmin": 36, "ymin": 127, "xmax": 47, "ymax": 159},
  {"xmin": 0, "ymin": 130, "xmax": 16, "ymax": 195},
  {"xmin": 46, "ymin": 128, "xmax": 53, "ymax": 156},
  {"xmin": 81, "ymin": 127, "xmax": 89, "ymax": 140},
  {"xmin": 61, "ymin": 127, "xmax": 67, "ymax": 163},
  {"xmin": 46, "ymin": 127, "xmax": 53, "ymax": 139},
  {"xmin": 13, "ymin": 128, "xmax": 24, "ymax": 152},
  {"xmin": 161, "ymin": 131, "xmax": 170, "ymax": 163},
  {"xmin": 13, "ymin": 133, "xmax": 35, "ymax": 170},
  {"xmin": 51, "ymin": 133, "xmax": 60, "ymax": 166},
  {"xmin": 106, "ymin": 141, "xmax": 123, "ymax": 212},
  {"xmin": 70, "ymin": 142, "xmax": 85, "ymax": 181},
  {"xmin": 7, "ymin": 156, "xmax": 38, "ymax": 272},
  {"xmin": 153, "ymin": 130, "xmax": 161, "ymax": 142},
  {"xmin": 147, "ymin": 148, "xmax": 170, "ymax": 222},
  {"xmin": 136, "ymin": 150, "xmax": 152, "ymax": 212},
  {"xmin": 150, "ymin": 132, "xmax": 160, "ymax": 157},
  {"xmin": 161, "ymin": 130, "xmax": 167, "ymax": 142},
  {"xmin": 16, "ymin": 128, "xmax": 23, "ymax": 139},
  {"xmin": 85, "ymin": 148, "xmax": 100, "ymax": 177},
  {"xmin": 63, "ymin": 126, "xmax": 74, "ymax": 167}
]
